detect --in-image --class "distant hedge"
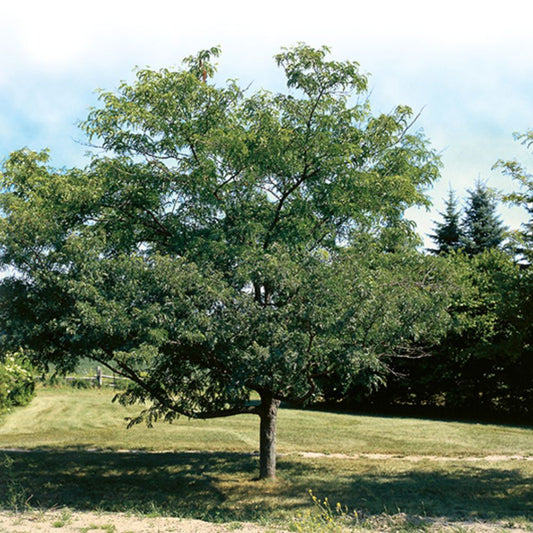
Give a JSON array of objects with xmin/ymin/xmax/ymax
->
[{"xmin": 0, "ymin": 351, "xmax": 35, "ymax": 411}]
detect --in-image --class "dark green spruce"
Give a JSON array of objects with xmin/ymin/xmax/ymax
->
[
  {"xmin": 429, "ymin": 188, "xmax": 463, "ymax": 254},
  {"xmin": 462, "ymin": 181, "xmax": 506, "ymax": 255}
]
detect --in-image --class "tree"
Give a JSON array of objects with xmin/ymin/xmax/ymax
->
[
  {"xmin": 347, "ymin": 248, "xmax": 533, "ymax": 422},
  {"xmin": 494, "ymin": 130, "xmax": 533, "ymax": 261},
  {"xmin": 0, "ymin": 45, "xmax": 451, "ymax": 479},
  {"xmin": 431, "ymin": 249, "xmax": 531, "ymax": 418},
  {"xmin": 428, "ymin": 188, "xmax": 463, "ymax": 254},
  {"xmin": 461, "ymin": 181, "xmax": 506, "ymax": 255},
  {"xmin": 343, "ymin": 134, "xmax": 533, "ymax": 421}
]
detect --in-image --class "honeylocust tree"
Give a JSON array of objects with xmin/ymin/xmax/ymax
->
[{"xmin": 0, "ymin": 45, "xmax": 451, "ymax": 479}]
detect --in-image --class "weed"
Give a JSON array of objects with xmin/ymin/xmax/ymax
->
[
  {"xmin": 226, "ymin": 522, "xmax": 245, "ymax": 530},
  {"xmin": 291, "ymin": 490, "xmax": 358, "ymax": 532},
  {"xmin": 52, "ymin": 508, "xmax": 72, "ymax": 527}
]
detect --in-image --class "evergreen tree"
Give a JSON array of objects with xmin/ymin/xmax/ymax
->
[
  {"xmin": 429, "ymin": 188, "xmax": 463, "ymax": 254},
  {"xmin": 462, "ymin": 181, "xmax": 506, "ymax": 255}
]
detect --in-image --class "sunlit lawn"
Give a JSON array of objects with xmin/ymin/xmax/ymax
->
[{"xmin": 1, "ymin": 387, "xmax": 531, "ymax": 457}]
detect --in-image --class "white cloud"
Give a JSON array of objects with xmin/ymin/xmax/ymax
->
[{"xmin": 3, "ymin": 0, "xmax": 532, "ymax": 74}]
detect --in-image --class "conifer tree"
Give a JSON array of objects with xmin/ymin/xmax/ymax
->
[
  {"xmin": 462, "ymin": 181, "xmax": 506, "ymax": 255},
  {"xmin": 429, "ymin": 189, "xmax": 463, "ymax": 254}
]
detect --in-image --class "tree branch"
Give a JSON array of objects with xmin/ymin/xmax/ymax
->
[{"xmin": 262, "ymin": 166, "xmax": 319, "ymax": 250}]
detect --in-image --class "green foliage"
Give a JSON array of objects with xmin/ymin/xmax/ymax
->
[
  {"xmin": 318, "ymin": 249, "xmax": 456, "ymax": 403},
  {"xmin": 0, "ymin": 351, "xmax": 34, "ymax": 411},
  {"xmin": 431, "ymin": 249, "xmax": 531, "ymax": 415},
  {"xmin": 395, "ymin": 137, "xmax": 531, "ymax": 421},
  {"xmin": 494, "ymin": 129, "xmax": 533, "ymax": 261},
  {"xmin": 364, "ymin": 248, "xmax": 532, "ymax": 419},
  {"xmin": 429, "ymin": 182, "xmax": 507, "ymax": 257},
  {"xmin": 385, "ymin": 135, "xmax": 533, "ymax": 420}
]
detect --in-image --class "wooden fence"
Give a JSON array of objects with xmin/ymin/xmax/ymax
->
[{"xmin": 65, "ymin": 366, "xmax": 129, "ymax": 388}]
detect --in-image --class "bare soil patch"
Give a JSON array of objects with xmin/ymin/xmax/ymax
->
[
  {"xmin": 296, "ymin": 451, "xmax": 533, "ymax": 462},
  {"xmin": 0, "ymin": 510, "xmax": 531, "ymax": 532},
  {"xmin": 0, "ymin": 510, "xmax": 290, "ymax": 532}
]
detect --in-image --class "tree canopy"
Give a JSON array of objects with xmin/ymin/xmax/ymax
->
[
  {"xmin": 0, "ymin": 45, "xmax": 452, "ymax": 478},
  {"xmin": 350, "ymin": 133, "xmax": 532, "ymax": 422}
]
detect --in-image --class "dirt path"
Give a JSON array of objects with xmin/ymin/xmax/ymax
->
[
  {"xmin": 0, "ymin": 510, "xmax": 290, "ymax": 533},
  {"xmin": 0, "ymin": 510, "xmax": 531, "ymax": 533},
  {"xmin": 295, "ymin": 451, "xmax": 533, "ymax": 461},
  {"xmin": 2, "ymin": 447, "xmax": 531, "ymax": 462}
]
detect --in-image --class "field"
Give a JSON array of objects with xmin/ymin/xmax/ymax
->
[{"xmin": 0, "ymin": 387, "xmax": 532, "ymax": 532}]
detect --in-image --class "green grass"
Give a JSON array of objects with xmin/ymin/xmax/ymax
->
[
  {"xmin": 1, "ymin": 387, "xmax": 531, "ymax": 457},
  {"xmin": 0, "ymin": 387, "xmax": 532, "ymax": 528}
]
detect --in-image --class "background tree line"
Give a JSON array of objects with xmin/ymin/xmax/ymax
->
[{"xmin": 325, "ymin": 136, "xmax": 532, "ymax": 422}]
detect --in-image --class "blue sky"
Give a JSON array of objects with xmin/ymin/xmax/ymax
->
[{"xmin": 1, "ymin": 0, "xmax": 532, "ymax": 245}]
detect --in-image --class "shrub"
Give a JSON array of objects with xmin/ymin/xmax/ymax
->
[{"xmin": 0, "ymin": 351, "xmax": 35, "ymax": 411}]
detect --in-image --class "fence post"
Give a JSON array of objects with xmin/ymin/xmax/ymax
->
[{"xmin": 96, "ymin": 366, "xmax": 102, "ymax": 388}]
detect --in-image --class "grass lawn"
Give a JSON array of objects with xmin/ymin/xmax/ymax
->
[{"xmin": 0, "ymin": 387, "xmax": 532, "ymax": 530}]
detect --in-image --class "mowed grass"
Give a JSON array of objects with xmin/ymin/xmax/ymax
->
[
  {"xmin": 1, "ymin": 387, "xmax": 531, "ymax": 456},
  {"xmin": 0, "ymin": 387, "xmax": 532, "ymax": 527}
]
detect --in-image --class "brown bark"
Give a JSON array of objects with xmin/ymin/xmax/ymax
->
[{"xmin": 258, "ymin": 392, "xmax": 281, "ymax": 480}]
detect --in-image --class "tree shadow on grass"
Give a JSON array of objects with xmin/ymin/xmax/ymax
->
[
  {"xmin": 281, "ymin": 459, "xmax": 533, "ymax": 522},
  {"xmin": 0, "ymin": 449, "xmax": 531, "ymax": 523}
]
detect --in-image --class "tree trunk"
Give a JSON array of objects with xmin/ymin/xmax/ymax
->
[{"xmin": 258, "ymin": 393, "xmax": 281, "ymax": 480}]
